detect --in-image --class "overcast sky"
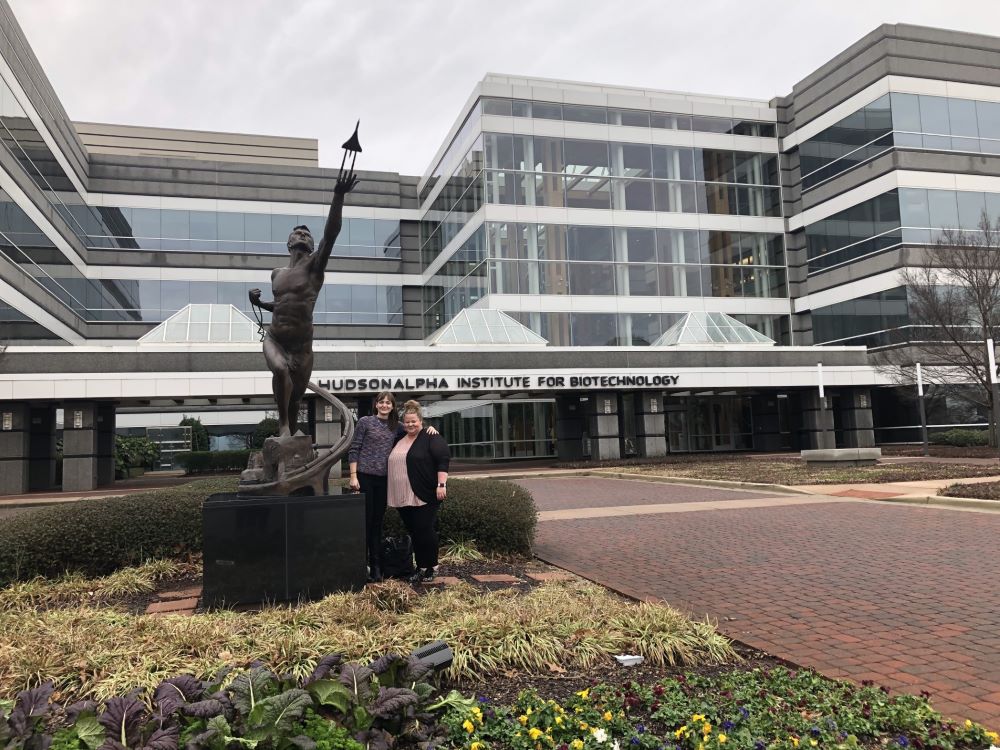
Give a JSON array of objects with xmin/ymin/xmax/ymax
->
[{"xmin": 8, "ymin": 1, "xmax": 1000, "ymax": 176}]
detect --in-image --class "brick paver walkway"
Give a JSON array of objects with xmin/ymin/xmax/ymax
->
[
  {"xmin": 523, "ymin": 477, "xmax": 1000, "ymax": 729},
  {"xmin": 523, "ymin": 477, "xmax": 779, "ymax": 510}
]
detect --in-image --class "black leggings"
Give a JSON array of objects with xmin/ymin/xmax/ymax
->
[
  {"xmin": 397, "ymin": 503, "xmax": 440, "ymax": 569},
  {"xmin": 358, "ymin": 472, "xmax": 387, "ymax": 567}
]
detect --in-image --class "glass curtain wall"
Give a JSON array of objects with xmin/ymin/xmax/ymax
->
[
  {"xmin": 811, "ymin": 286, "xmax": 912, "ymax": 347},
  {"xmin": 418, "ymin": 122, "xmax": 781, "ymax": 272},
  {"xmin": 94, "ymin": 279, "xmax": 403, "ymax": 325},
  {"xmin": 0, "ymin": 191, "xmax": 140, "ymax": 322},
  {"xmin": 800, "ymin": 93, "xmax": 1000, "ymax": 189},
  {"xmin": 480, "ymin": 97, "xmax": 777, "ymax": 137},
  {"xmin": 424, "ymin": 221, "xmax": 789, "ymax": 339},
  {"xmin": 91, "ymin": 208, "xmax": 401, "ymax": 258},
  {"xmin": 483, "ymin": 134, "xmax": 781, "ymax": 217},
  {"xmin": 0, "ymin": 76, "xmax": 121, "ymax": 247},
  {"xmin": 424, "ymin": 400, "xmax": 556, "ymax": 460},
  {"xmin": 806, "ymin": 188, "xmax": 1000, "ymax": 272},
  {"xmin": 665, "ymin": 395, "xmax": 754, "ymax": 452}
]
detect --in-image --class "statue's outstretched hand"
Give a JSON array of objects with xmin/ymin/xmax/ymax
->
[
  {"xmin": 334, "ymin": 172, "xmax": 359, "ymax": 195},
  {"xmin": 249, "ymin": 288, "xmax": 262, "ymax": 306}
]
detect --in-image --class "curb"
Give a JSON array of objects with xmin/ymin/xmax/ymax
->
[
  {"xmin": 0, "ymin": 498, "xmax": 83, "ymax": 510},
  {"xmin": 583, "ymin": 471, "xmax": 812, "ymax": 496},
  {"xmin": 472, "ymin": 469, "xmax": 811, "ymax": 496},
  {"xmin": 867, "ymin": 494, "xmax": 1000, "ymax": 512},
  {"xmin": 465, "ymin": 470, "xmax": 591, "ymax": 481}
]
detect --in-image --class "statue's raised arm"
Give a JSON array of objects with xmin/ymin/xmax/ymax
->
[{"xmin": 311, "ymin": 171, "xmax": 359, "ymax": 274}]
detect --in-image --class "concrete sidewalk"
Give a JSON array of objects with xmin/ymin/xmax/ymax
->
[{"xmin": 795, "ymin": 474, "xmax": 1000, "ymax": 509}]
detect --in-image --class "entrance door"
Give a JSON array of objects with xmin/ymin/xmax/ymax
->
[
  {"xmin": 712, "ymin": 399, "xmax": 734, "ymax": 450},
  {"xmin": 667, "ymin": 409, "xmax": 688, "ymax": 452}
]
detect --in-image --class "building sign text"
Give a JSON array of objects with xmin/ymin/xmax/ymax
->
[{"xmin": 316, "ymin": 372, "xmax": 680, "ymax": 394}]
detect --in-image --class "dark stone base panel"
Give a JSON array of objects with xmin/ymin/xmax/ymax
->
[{"xmin": 202, "ymin": 490, "xmax": 366, "ymax": 608}]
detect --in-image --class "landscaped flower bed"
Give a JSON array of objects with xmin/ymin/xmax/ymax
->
[
  {"xmin": 3, "ymin": 661, "xmax": 996, "ymax": 750},
  {"xmin": 2, "ymin": 561, "xmax": 997, "ymax": 747},
  {"xmin": 0, "ymin": 563, "xmax": 733, "ymax": 702},
  {"xmin": 604, "ymin": 459, "xmax": 1000, "ymax": 486},
  {"xmin": 940, "ymin": 481, "xmax": 1000, "ymax": 501},
  {"xmin": 439, "ymin": 668, "xmax": 1000, "ymax": 748}
]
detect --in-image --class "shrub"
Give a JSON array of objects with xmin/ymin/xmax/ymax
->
[
  {"xmin": 175, "ymin": 450, "xmax": 251, "ymax": 474},
  {"xmin": 180, "ymin": 416, "xmax": 210, "ymax": 452},
  {"xmin": 114, "ymin": 435, "xmax": 161, "ymax": 476},
  {"xmin": 0, "ymin": 477, "xmax": 534, "ymax": 584},
  {"xmin": 0, "ymin": 477, "xmax": 236, "ymax": 584},
  {"xmin": 253, "ymin": 417, "xmax": 279, "ymax": 448},
  {"xmin": 929, "ymin": 427, "xmax": 989, "ymax": 447},
  {"xmin": 383, "ymin": 478, "xmax": 536, "ymax": 555}
]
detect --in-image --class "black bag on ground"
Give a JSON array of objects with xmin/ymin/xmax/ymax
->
[{"xmin": 382, "ymin": 535, "xmax": 414, "ymax": 578}]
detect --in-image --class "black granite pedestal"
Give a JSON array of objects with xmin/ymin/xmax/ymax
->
[{"xmin": 202, "ymin": 490, "xmax": 366, "ymax": 608}]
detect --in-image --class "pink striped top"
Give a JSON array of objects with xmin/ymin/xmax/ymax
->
[{"xmin": 387, "ymin": 437, "xmax": 424, "ymax": 508}]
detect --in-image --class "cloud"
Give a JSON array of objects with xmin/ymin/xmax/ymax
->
[{"xmin": 9, "ymin": 0, "xmax": 1000, "ymax": 175}]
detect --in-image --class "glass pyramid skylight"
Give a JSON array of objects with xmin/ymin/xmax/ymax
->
[
  {"xmin": 426, "ymin": 308, "xmax": 548, "ymax": 346},
  {"xmin": 138, "ymin": 304, "xmax": 259, "ymax": 343},
  {"xmin": 652, "ymin": 311, "xmax": 775, "ymax": 347}
]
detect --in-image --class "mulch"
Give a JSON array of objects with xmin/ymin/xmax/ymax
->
[
  {"xmin": 446, "ymin": 642, "xmax": 786, "ymax": 707},
  {"xmin": 131, "ymin": 556, "xmax": 578, "ymax": 615},
  {"xmin": 880, "ymin": 445, "xmax": 1000, "ymax": 459}
]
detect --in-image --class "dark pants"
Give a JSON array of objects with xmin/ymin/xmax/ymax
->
[
  {"xmin": 397, "ymin": 503, "xmax": 439, "ymax": 569},
  {"xmin": 358, "ymin": 472, "xmax": 387, "ymax": 568}
]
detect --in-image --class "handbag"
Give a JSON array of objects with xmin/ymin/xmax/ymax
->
[{"xmin": 381, "ymin": 535, "xmax": 414, "ymax": 579}]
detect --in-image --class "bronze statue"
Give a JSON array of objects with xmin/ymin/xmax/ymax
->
[
  {"xmin": 239, "ymin": 124, "xmax": 362, "ymax": 496},
  {"xmin": 249, "ymin": 171, "xmax": 358, "ymax": 437}
]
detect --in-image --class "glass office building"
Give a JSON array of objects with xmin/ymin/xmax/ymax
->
[{"xmin": 2, "ymin": 11, "xmax": 1000, "ymax": 493}]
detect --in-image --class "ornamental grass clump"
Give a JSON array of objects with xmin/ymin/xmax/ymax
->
[
  {"xmin": 0, "ymin": 559, "xmax": 193, "ymax": 612},
  {"xmin": 0, "ymin": 577, "xmax": 733, "ymax": 702}
]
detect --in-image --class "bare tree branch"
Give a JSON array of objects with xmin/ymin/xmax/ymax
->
[{"xmin": 879, "ymin": 211, "xmax": 1000, "ymax": 439}]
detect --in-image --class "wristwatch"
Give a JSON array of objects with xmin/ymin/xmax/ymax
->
[{"xmin": 437, "ymin": 482, "xmax": 447, "ymax": 488}]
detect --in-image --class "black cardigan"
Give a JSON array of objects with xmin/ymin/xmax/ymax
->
[{"xmin": 392, "ymin": 430, "xmax": 451, "ymax": 505}]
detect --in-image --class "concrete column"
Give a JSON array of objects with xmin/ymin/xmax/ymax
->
[
  {"xmin": 800, "ymin": 391, "xmax": 835, "ymax": 450},
  {"xmin": 555, "ymin": 395, "xmax": 586, "ymax": 461},
  {"xmin": 0, "ymin": 403, "xmax": 30, "ymax": 495},
  {"xmin": 63, "ymin": 401, "xmax": 115, "ymax": 491},
  {"xmin": 314, "ymin": 397, "xmax": 345, "ymax": 488},
  {"xmin": 589, "ymin": 392, "xmax": 620, "ymax": 461},
  {"xmin": 314, "ymin": 398, "xmax": 344, "ymax": 448},
  {"xmin": 839, "ymin": 388, "xmax": 876, "ymax": 448},
  {"xmin": 635, "ymin": 391, "xmax": 666, "ymax": 458},
  {"xmin": 29, "ymin": 405, "xmax": 57, "ymax": 490}
]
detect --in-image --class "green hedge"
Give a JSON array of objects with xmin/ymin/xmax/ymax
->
[
  {"xmin": 0, "ymin": 477, "xmax": 237, "ymax": 584},
  {"xmin": 383, "ymin": 478, "xmax": 536, "ymax": 555},
  {"xmin": 0, "ymin": 477, "xmax": 535, "ymax": 583},
  {"xmin": 175, "ymin": 450, "xmax": 251, "ymax": 473},
  {"xmin": 930, "ymin": 428, "xmax": 989, "ymax": 447}
]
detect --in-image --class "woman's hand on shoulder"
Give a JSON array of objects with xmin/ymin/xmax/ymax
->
[{"xmin": 425, "ymin": 425, "xmax": 439, "ymax": 436}]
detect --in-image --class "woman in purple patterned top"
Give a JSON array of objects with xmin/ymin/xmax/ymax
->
[{"xmin": 348, "ymin": 391, "xmax": 436, "ymax": 582}]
